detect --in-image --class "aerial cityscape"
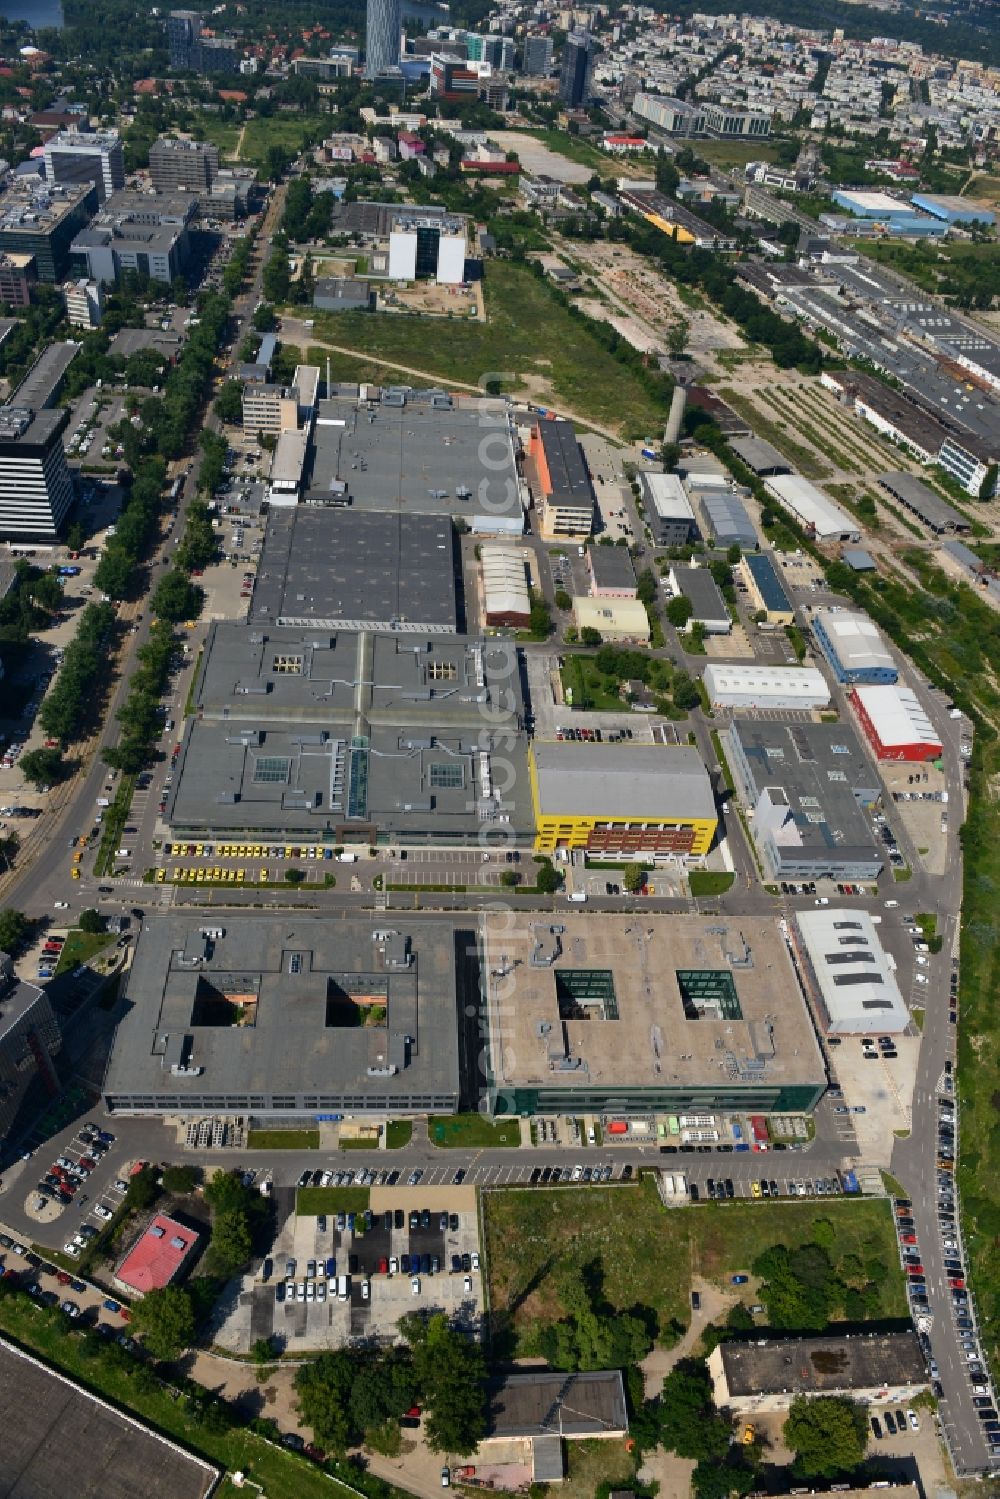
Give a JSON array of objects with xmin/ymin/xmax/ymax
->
[{"xmin": 0, "ymin": 0, "xmax": 997, "ymax": 1493}]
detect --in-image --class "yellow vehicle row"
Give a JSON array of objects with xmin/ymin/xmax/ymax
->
[{"xmin": 158, "ymin": 866, "xmax": 268, "ymax": 884}]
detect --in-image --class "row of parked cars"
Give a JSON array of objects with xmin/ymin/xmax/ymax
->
[{"xmin": 34, "ymin": 1125, "xmax": 115, "ymax": 1210}]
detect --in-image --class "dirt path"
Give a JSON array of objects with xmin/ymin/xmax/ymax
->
[
  {"xmin": 279, "ymin": 318, "xmax": 628, "ymax": 442},
  {"xmin": 234, "ymin": 122, "xmax": 247, "ymax": 162},
  {"xmin": 639, "ymin": 1275, "xmax": 738, "ymax": 1398}
]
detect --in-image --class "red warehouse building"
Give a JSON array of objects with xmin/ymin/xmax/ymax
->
[{"xmin": 850, "ymin": 684, "xmax": 942, "ymax": 763}]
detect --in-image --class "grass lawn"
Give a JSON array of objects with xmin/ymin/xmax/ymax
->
[
  {"xmin": 246, "ymin": 1129, "xmax": 319, "ymax": 1150},
  {"xmin": 563, "ymin": 1436, "xmax": 646, "ymax": 1498},
  {"xmin": 238, "ymin": 113, "xmax": 330, "ymax": 169},
  {"xmin": 309, "ymin": 261, "xmax": 669, "ymax": 436},
  {"xmin": 429, "ymin": 1114, "xmax": 520, "ymax": 1148},
  {"xmin": 688, "ymin": 870, "xmax": 735, "ymax": 897},
  {"xmin": 187, "ymin": 115, "xmax": 241, "ymax": 162},
  {"xmin": 484, "ymin": 1177, "xmax": 906, "ymax": 1357},
  {"xmin": 0, "ymin": 1288, "xmax": 404, "ymax": 1499},
  {"xmin": 561, "ymin": 655, "xmax": 630, "ymax": 713},
  {"xmin": 296, "ymin": 1186, "xmax": 369, "ymax": 1215},
  {"xmin": 385, "ymin": 1121, "xmax": 413, "ymax": 1149},
  {"xmin": 695, "ymin": 139, "xmax": 781, "ymax": 170},
  {"xmin": 53, "ymin": 929, "xmax": 113, "ymax": 976}
]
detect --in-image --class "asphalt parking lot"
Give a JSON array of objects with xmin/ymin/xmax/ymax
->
[{"xmin": 218, "ymin": 1187, "xmax": 482, "ymax": 1352}]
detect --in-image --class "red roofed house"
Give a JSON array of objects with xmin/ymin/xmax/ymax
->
[{"xmin": 116, "ymin": 1214, "xmax": 201, "ymax": 1297}]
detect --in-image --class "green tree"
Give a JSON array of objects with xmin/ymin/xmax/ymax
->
[
  {"xmin": 554, "ymin": 588, "xmax": 572, "ymax": 611},
  {"xmin": 535, "ymin": 860, "xmax": 561, "ymax": 894},
  {"xmin": 252, "ymin": 303, "xmax": 277, "ymax": 332},
  {"xmin": 784, "ymin": 1395, "xmax": 868, "ymax": 1478},
  {"xmin": 262, "ymin": 250, "xmax": 291, "ymax": 304},
  {"xmin": 131, "ymin": 1285, "xmax": 195, "ymax": 1360},
  {"xmin": 672, "ymin": 671, "xmax": 700, "ymax": 712},
  {"xmin": 580, "ymin": 626, "xmax": 602, "ymax": 646},
  {"xmin": 285, "ymin": 867, "xmax": 306, "ymax": 884},
  {"xmin": 636, "ymin": 568, "xmax": 658, "ymax": 606},
  {"xmin": 0, "ymin": 908, "xmax": 28, "ymax": 951},
  {"xmin": 209, "ymin": 1208, "xmax": 253, "ymax": 1274},
  {"xmin": 93, "ymin": 546, "xmax": 134, "ymax": 600},
  {"xmin": 726, "ymin": 543, "xmax": 742, "ymax": 565},
  {"xmin": 667, "ymin": 318, "xmax": 689, "ymax": 358},
  {"xmin": 152, "ymin": 569, "xmax": 202, "ymax": 624},
  {"xmin": 161, "ymin": 1164, "xmax": 200, "ymax": 1194},
  {"xmin": 78, "ymin": 908, "xmax": 106, "ymax": 935},
  {"xmin": 65, "ymin": 521, "xmax": 86, "ymax": 553},
  {"xmin": 295, "ymin": 1350, "xmax": 356, "ymax": 1451},
  {"xmin": 18, "ymin": 746, "xmax": 63, "ymax": 788},
  {"xmin": 499, "ymin": 869, "xmax": 520, "ymax": 888},
  {"xmin": 125, "ymin": 1164, "xmax": 161, "ymax": 1211},
  {"xmin": 657, "ymin": 1362, "xmax": 732, "ymax": 1461},
  {"xmin": 400, "ymin": 1313, "xmax": 487, "ymax": 1455},
  {"xmin": 666, "ymin": 594, "xmax": 693, "ymax": 628},
  {"xmin": 213, "ymin": 381, "xmax": 244, "ymax": 425}
]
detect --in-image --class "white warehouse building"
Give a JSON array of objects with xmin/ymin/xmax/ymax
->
[
  {"xmin": 793, "ymin": 908, "xmax": 909, "ymax": 1034},
  {"xmin": 764, "ymin": 474, "xmax": 861, "ymax": 542},
  {"xmin": 702, "ymin": 664, "xmax": 831, "ymax": 710}
]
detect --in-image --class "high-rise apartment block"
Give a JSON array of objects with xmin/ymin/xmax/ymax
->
[
  {"xmin": 522, "ymin": 34, "xmax": 553, "ymax": 75},
  {"xmin": 0, "ymin": 954, "xmax": 61, "ymax": 1149}
]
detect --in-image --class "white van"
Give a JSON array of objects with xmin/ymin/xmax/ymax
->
[
  {"xmin": 337, "ymin": 1275, "xmax": 349, "ymax": 1302},
  {"xmin": 567, "ymin": 892, "xmax": 587, "ymax": 904}
]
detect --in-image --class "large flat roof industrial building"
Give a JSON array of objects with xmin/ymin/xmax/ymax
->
[
  {"xmin": 249, "ymin": 507, "xmax": 458, "ymax": 633},
  {"xmin": 483, "ymin": 913, "xmax": 827, "ymax": 1116},
  {"xmin": 529, "ymin": 742, "xmax": 717, "ymax": 857},
  {"xmin": 103, "ymin": 917, "xmax": 467, "ymax": 1116},
  {"xmin": 304, "ymin": 387, "xmax": 524, "ymax": 535},
  {"xmin": 0, "ymin": 1336, "xmax": 219, "ymax": 1497},
  {"xmin": 726, "ymin": 720, "xmax": 883, "ymax": 880},
  {"xmin": 166, "ymin": 624, "xmax": 533, "ymax": 844}
]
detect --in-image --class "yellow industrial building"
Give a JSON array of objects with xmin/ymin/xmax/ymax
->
[{"xmin": 528, "ymin": 742, "xmax": 717, "ymax": 857}]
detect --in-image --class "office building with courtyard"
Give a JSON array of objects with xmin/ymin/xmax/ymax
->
[
  {"xmin": 483, "ymin": 913, "xmax": 826, "ymax": 1116},
  {"xmin": 103, "ymin": 917, "xmax": 466, "ymax": 1116},
  {"xmin": 166, "ymin": 623, "xmax": 531, "ymax": 844}
]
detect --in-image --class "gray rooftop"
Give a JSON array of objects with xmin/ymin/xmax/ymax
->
[
  {"xmin": 306, "ymin": 390, "xmax": 521, "ymax": 523},
  {"xmin": 12, "ymin": 340, "xmax": 78, "ymax": 410},
  {"xmin": 486, "ymin": 1371, "xmax": 628, "ymax": 1439},
  {"xmin": 531, "ymin": 742, "xmax": 716, "ymax": 822},
  {"xmin": 110, "ymin": 326, "xmax": 184, "ymax": 357},
  {"xmin": 698, "ymin": 490, "xmax": 757, "ymax": 548},
  {"xmin": 166, "ymin": 624, "xmax": 532, "ymax": 840},
  {"xmin": 249, "ymin": 508, "xmax": 458, "ymax": 633},
  {"xmin": 330, "ymin": 199, "xmax": 466, "ymax": 240},
  {"xmin": 671, "ymin": 565, "xmax": 729, "ymax": 623},
  {"xmin": 728, "ymin": 720, "xmax": 881, "ymax": 866},
  {"xmin": 877, "ymin": 471, "xmax": 968, "ymax": 533},
  {"xmin": 728, "ymin": 436, "xmax": 791, "ymax": 475},
  {"xmin": 0, "ymin": 1336, "xmax": 218, "ymax": 1498},
  {"xmin": 588, "ymin": 545, "xmax": 637, "ymax": 590},
  {"xmin": 718, "ymin": 1332, "xmax": 927, "ymax": 1400},
  {"xmin": 103, "ymin": 916, "xmax": 465, "ymax": 1113}
]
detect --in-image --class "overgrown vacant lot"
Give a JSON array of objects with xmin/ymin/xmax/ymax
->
[
  {"xmin": 483, "ymin": 1177, "xmax": 907, "ymax": 1355},
  {"xmin": 309, "ymin": 260, "xmax": 670, "ymax": 437}
]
